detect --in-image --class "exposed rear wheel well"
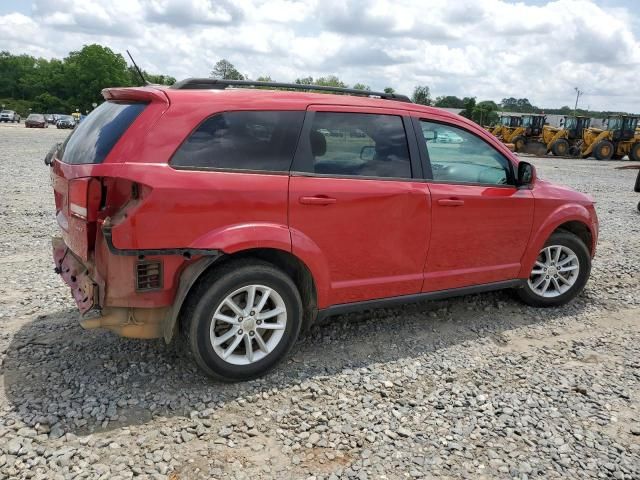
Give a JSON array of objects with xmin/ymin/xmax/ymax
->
[{"xmin": 554, "ymin": 221, "xmax": 593, "ymax": 254}]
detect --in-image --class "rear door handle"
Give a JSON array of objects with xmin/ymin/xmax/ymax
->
[
  {"xmin": 438, "ymin": 198, "xmax": 465, "ymax": 207},
  {"xmin": 299, "ymin": 195, "xmax": 337, "ymax": 206}
]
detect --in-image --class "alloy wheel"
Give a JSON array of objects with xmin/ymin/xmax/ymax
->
[
  {"xmin": 527, "ymin": 245, "xmax": 580, "ymax": 298},
  {"xmin": 210, "ymin": 285, "xmax": 287, "ymax": 365}
]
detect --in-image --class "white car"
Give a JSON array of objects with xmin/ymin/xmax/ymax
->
[{"xmin": 0, "ymin": 110, "xmax": 21, "ymax": 123}]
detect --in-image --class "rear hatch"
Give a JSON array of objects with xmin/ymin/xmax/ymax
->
[{"xmin": 51, "ymin": 88, "xmax": 168, "ymax": 260}]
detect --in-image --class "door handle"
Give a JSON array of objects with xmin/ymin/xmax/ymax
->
[
  {"xmin": 438, "ymin": 198, "xmax": 465, "ymax": 207},
  {"xmin": 299, "ymin": 195, "xmax": 337, "ymax": 206}
]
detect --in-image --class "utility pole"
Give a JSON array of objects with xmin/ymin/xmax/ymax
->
[{"xmin": 573, "ymin": 87, "xmax": 583, "ymax": 114}]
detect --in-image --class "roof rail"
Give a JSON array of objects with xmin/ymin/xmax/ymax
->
[{"xmin": 170, "ymin": 78, "xmax": 412, "ymax": 103}]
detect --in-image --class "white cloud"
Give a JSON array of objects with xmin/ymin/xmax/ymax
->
[{"xmin": 1, "ymin": 0, "xmax": 639, "ymax": 111}]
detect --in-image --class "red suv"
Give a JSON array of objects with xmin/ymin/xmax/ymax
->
[{"xmin": 48, "ymin": 79, "xmax": 598, "ymax": 380}]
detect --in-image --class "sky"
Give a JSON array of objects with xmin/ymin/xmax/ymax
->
[{"xmin": 1, "ymin": 0, "xmax": 639, "ymax": 112}]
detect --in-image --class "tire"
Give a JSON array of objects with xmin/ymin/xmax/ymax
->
[
  {"xmin": 551, "ymin": 139, "xmax": 569, "ymax": 156},
  {"xmin": 593, "ymin": 140, "xmax": 614, "ymax": 160},
  {"xmin": 516, "ymin": 231, "xmax": 591, "ymax": 308},
  {"xmin": 630, "ymin": 143, "xmax": 640, "ymax": 162},
  {"xmin": 182, "ymin": 259, "xmax": 303, "ymax": 381},
  {"xmin": 513, "ymin": 136, "xmax": 525, "ymax": 152}
]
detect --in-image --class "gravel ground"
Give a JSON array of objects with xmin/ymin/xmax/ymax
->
[{"xmin": 0, "ymin": 123, "xmax": 639, "ymax": 480}]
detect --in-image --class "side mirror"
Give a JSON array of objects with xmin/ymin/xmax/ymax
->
[
  {"xmin": 423, "ymin": 130, "xmax": 437, "ymax": 142},
  {"xmin": 517, "ymin": 161, "xmax": 536, "ymax": 187},
  {"xmin": 360, "ymin": 145, "xmax": 375, "ymax": 161},
  {"xmin": 44, "ymin": 142, "xmax": 61, "ymax": 167}
]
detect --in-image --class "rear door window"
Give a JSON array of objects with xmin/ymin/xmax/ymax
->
[
  {"xmin": 295, "ymin": 112, "xmax": 412, "ymax": 179},
  {"xmin": 61, "ymin": 102, "xmax": 146, "ymax": 165},
  {"xmin": 171, "ymin": 111, "xmax": 304, "ymax": 172}
]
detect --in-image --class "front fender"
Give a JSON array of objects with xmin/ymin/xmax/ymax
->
[{"xmin": 519, "ymin": 203, "xmax": 596, "ymax": 278}]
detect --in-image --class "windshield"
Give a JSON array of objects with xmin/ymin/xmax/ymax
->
[
  {"xmin": 59, "ymin": 115, "xmax": 74, "ymax": 121},
  {"xmin": 623, "ymin": 118, "xmax": 638, "ymax": 130},
  {"xmin": 607, "ymin": 117, "xmax": 622, "ymax": 130},
  {"xmin": 565, "ymin": 117, "xmax": 577, "ymax": 129},
  {"xmin": 1, "ymin": 110, "xmax": 10, "ymax": 114},
  {"xmin": 61, "ymin": 101, "xmax": 146, "ymax": 165},
  {"xmin": 27, "ymin": 114, "xmax": 43, "ymax": 120},
  {"xmin": 500, "ymin": 116, "xmax": 510, "ymax": 126},
  {"xmin": 522, "ymin": 116, "xmax": 532, "ymax": 127}
]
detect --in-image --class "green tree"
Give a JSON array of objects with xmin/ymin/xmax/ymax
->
[
  {"xmin": 412, "ymin": 85, "xmax": 432, "ymax": 106},
  {"xmin": 256, "ymin": 75, "xmax": 273, "ymax": 82},
  {"xmin": 472, "ymin": 100, "xmax": 499, "ymax": 125},
  {"xmin": 314, "ymin": 75, "xmax": 347, "ymax": 87},
  {"xmin": 460, "ymin": 97, "xmax": 477, "ymax": 119},
  {"xmin": 434, "ymin": 95, "xmax": 465, "ymax": 108},
  {"xmin": 64, "ymin": 44, "xmax": 130, "ymax": 111},
  {"xmin": 383, "ymin": 87, "xmax": 395, "ymax": 94},
  {"xmin": 352, "ymin": 83, "xmax": 371, "ymax": 91},
  {"xmin": 210, "ymin": 59, "xmax": 245, "ymax": 80},
  {"xmin": 295, "ymin": 76, "xmax": 314, "ymax": 85}
]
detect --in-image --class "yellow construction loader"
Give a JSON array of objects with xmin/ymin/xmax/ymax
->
[
  {"xmin": 538, "ymin": 116, "xmax": 591, "ymax": 156},
  {"xmin": 502, "ymin": 114, "xmax": 546, "ymax": 152},
  {"xmin": 581, "ymin": 115, "xmax": 640, "ymax": 161},
  {"xmin": 488, "ymin": 115, "xmax": 521, "ymax": 137}
]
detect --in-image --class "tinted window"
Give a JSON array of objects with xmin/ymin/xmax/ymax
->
[
  {"xmin": 421, "ymin": 121, "xmax": 512, "ymax": 185},
  {"xmin": 171, "ymin": 111, "xmax": 304, "ymax": 172},
  {"xmin": 61, "ymin": 102, "xmax": 146, "ymax": 165},
  {"xmin": 299, "ymin": 112, "xmax": 411, "ymax": 178}
]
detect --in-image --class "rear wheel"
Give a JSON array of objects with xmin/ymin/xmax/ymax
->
[
  {"xmin": 516, "ymin": 232, "xmax": 591, "ymax": 307},
  {"xmin": 513, "ymin": 136, "xmax": 525, "ymax": 152},
  {"xmin": 593, "ymin": 140, "xmax": 614, "ymax": 160},
  {"xmin": 183, "ymin": 259, "xmax": 303, "ymax": 381},
  {"xmin": 630, "ymin": 143, "xmax": 640, "ymax": 162},
  {"xmin": 551, "ymin": 138, "xmax": 569, "ymax": 156}
]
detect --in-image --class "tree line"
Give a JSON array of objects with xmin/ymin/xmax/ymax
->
[
  {"xmin": 1, "ymin": 47, "xmax": 623, "ymax": 122},
  {"xmin": 0, "ymin": 45, "xmax": 174, "ymax": 115}
]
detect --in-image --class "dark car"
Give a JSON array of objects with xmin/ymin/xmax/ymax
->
[
  {"xmin": 1, "ymin": 110, "xmax": 21, "ymax": 123},
  {"xmin": 48, "ymin": 80, "xmax": 598, "ymax": 381},
  {"xmin": 25, "ymin": 114, "xmax": 48, "ymax": 128},
  {"xmin": 56, "ymin": 115, "xmax": 76, "ymax": 129}
]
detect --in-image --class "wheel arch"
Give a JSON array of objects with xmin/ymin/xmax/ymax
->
[
  {"xmin": 164, "ymin": 247, "xmax": 319, "ymax": 343},
  {"xmin": 519, "ymin": 207, "xmax": 596, "ymax": 278}
]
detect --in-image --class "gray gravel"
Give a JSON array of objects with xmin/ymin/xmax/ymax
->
[{"xmin": 1, "ymin": 123, "xmax": 639, "ymax": 479}]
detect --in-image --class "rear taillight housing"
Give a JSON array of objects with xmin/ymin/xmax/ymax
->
[{"xmin": 68, "ymin": 178, "xmax": 102, "ymax": 221}]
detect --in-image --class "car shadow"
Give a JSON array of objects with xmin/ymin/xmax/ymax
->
[{"xmin": 3, "ymin": 288, "xmax": 594, "ymax": 436}]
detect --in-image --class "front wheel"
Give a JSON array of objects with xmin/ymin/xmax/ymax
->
[
  {"xmin": 551, "ymin": 138, "xmax": 569, "ymax": 156},
  {"xmin": 513, "ymin": 136, "xmax": 525, "ymax": 152},
  {"xmin": 183, "ymin": 260, "xmax": 303, "ymax": 381},
  {"xmin": 516, "ymin": 232, "xmax": 591, "ymax": 307},
  {"xmin": 593, "ymin": 140, "xmax": 614, "ymax": 160}
]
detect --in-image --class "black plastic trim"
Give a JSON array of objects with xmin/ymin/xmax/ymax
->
[
  {"xmin": 171, "ymin": 78, "xmax": 412, "ymax": 103},
  {"xmin": 316, "ymin": 279, "xmax": 525, "ymax": 321},
  {"xmin": 102, "ymin": 224, "xmax": 221, "ymax": 258}
]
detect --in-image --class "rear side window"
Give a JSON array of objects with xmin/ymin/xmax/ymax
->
[
  {"xmin": 61, "ymin": 102, "xmax": 146, "ymax": 165},
  {"xmin": 296, "ymin": 112, "xmax": 412, "ymax": 179},
  {"xmin": 171, "ymin": 111, "xmax": 304, "ymax": 172}
]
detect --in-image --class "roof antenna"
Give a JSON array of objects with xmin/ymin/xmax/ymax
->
[{"xmin": 126, "ymin": 50, "xmax": 149, "ymax": 86}]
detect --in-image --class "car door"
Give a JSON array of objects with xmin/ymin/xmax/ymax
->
[
  {"xmin": 289, "ymin": 106, "xmax": 431, "ymax": 307},
  {"xmin": 416, "ymin": 117, "xmax": 534, "ymax": 292}
]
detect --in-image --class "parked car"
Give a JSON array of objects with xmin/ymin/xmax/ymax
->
[
  {"xmin": 25, "ymin": 114, "xmax": 48, "ymax": 128},
  {"xmin": 48, "ymin": 80, "xmax": 599, "ymax": 381},
  {"xmin": 435, "ymin": 131, "xmax": 464, "ymax": 143},
  {"xmin": 56, "ymin": 115, "xmax": 76, "ymax": 129},
  {"xmin": 0, "ymin": 110, "xmax": 21, "ymax": 123},
  {"xmin": 44, "ymin": 114, "xmax": 56, "ymax": 124}
]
